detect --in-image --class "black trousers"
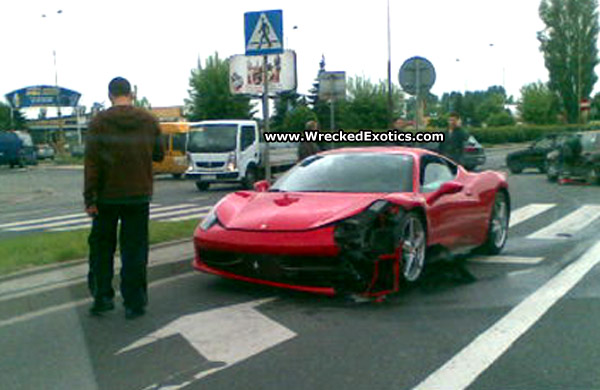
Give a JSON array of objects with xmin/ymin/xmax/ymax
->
[{"xmin": 87, "ymin": 202, "xmax": 149, "ymax": 309}]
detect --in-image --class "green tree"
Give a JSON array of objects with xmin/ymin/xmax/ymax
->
[
  {"xmin": 307, "ymin": 55, "xmax": 330, "ymax": 128},
  {"xmin": 538, "ymin": 0, "xmax": 599, "ymax": 123},
  {"xmin": 340, "ymin": 76, "xmax": 404, "ymax": 129},
  {"xmin": 133, "ymin": 85, "xmax": 151, "ymax": 109},
  {"xmin": 272, "ymin": 91, "xmax": 302, "ymax": 131},
  {"xmin": 486, "ymin": 111, "xmax": 516, "ymax": 127},
  {"xmin": 518, "ymin": 81, "xmax": 561, "ymax": 124},
  {"xmin": 283, "ymin": 105, "xmax": 317, "ymax": 132},
  {"xmin": 0, "ymin": 102, "xmax": 27, "ymax": 131},
  {"xmin": 185, "ymin": 53, "xmax": 254, "ymax": 120}
]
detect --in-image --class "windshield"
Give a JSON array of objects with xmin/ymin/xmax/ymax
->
[
  {"xmin": 271, "ymin": 152, "xmax": 414, "ymax": 193},
  {"xmin": 581, "ymin": 132, "xmax": 599, "ymax": 152},
  {"xmin": 187, "ymin": 125, "xmax": 237, "ymax": 153}
]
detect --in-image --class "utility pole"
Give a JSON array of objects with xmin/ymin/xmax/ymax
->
[{"xmin": 387, "ymin": 0, "xmax": 393, "ymax": 127}]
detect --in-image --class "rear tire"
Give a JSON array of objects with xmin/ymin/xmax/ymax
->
[
  {"xmin": 481, "ymin": 191, "xmax": 509, "ymax": 255},
  {"xmin": 507, "ymin": 161, "xmax": 522, "ymax": 174},
  {"xmin": 195, "ymin": 181, "xmax": 210, "ymax": 191}
]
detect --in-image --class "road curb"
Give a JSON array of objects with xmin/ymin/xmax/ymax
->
[{"xmin": 0, "ymin": 238, "xmax": 192, "ymax": 283}]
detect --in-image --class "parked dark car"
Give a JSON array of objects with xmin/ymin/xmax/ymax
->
[
  {"xmin": 70, "ymin": 143, "xmax": 85, "ymax": 157},
  {"xmin": 412, "ymin": 135, "xmax": 486, "ymax": 171},
  {"xmin": 506, "ymin": 133, "xmax": 566, "ymax": 174},
  {"xmin": 546, "ymin": 130, "xmax": 600, "ymax": 184}
]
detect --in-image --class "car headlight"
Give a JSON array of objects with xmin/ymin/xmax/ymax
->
[
  {"xmin": 199, "ymin": 207, "xmax": 220, "ymax": 231},
  {"xmin": 226, "ymin": 152, "xmax": 237, "ymax": 172}
]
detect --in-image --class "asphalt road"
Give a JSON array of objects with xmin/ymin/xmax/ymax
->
[{"xmin": 2, "ymin": 147, "xmax": 600, "ymax": 389}]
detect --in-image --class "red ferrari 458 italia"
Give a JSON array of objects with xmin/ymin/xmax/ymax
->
[{"xmin": 193, "ymin": 147, "xmax": 510, "ymax": 298}]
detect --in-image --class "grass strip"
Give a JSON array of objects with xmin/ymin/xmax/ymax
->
[{"xmin": 0, "ymin": 218, "xmax": 199, "ymax": 275}]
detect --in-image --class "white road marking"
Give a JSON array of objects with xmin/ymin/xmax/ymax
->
[
  {"xmin": 468, "ymin": 256, "xmax": 544, "ymax": 265},
  {"xmin": 0, "ymin": 272, "xmax": 196, "ymax": 329},
  {"xmin": 412, "ymin": 240, "xmax": 600, "ymax": 390},
  {"xmin": 162, "ymin": 212, "xmax": 208, "ymax": 222},
  {"xmin": 527, "ymin": 205, "xmax": 600, "ymax": 239},
  {"xmin": 0, "ymin": 212, "xmax": 88, "ymax": 228},
  {"xmin": 1, "ymin": 203, "xmax": 207, "ymax": 232},
  {"xmin": 509, "ymin": 204, "xmax": 555, "ymax": 228},
  {"xmin": 118, "ymin": 298, "xmax": 295, "ymax": 390},
  {"xmin": 149, "ymin": 206, "xmax": 212, "ymax": 219}
]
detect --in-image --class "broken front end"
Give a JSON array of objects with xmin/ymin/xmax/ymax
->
[{"xmin": 333, "ymin": 200, "xmax": 407, "ymax": 297}]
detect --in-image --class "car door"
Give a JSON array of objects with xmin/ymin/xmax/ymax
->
[
  {"xmin": 239, "ymin": 125, "xmax": 258, "ymax": 175},
  {"xmin": 421, "ymin": 155, "xmax": 481, "ymax": 250},
  {"xmin": 531, "ymin": 137, "xmax": 553, "ymax": 167}
]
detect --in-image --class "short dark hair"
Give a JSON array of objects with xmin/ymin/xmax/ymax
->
[
  {"xmin": 449, "ymin": 111, "xmax": 460, "ymax": 119},
  {"xmin": 108, "ymin": 77, "xmax": 131, "ymax": 97}
]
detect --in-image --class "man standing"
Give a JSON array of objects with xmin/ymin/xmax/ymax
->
[
  {"xmin": 439, "ymin": 112, "xmax": 468, "ymax": 165},
  {"xmin": 297, "ymin": 120, "xmax": 321, "ymax": 161},
  {"xmin": 84, "ymin": 77, "xmax": 164, "ymax": 319}
]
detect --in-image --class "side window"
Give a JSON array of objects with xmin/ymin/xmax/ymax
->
[
  {"xmin": 172, "ymin": 133, "xmax": 187, "ymax": 153},
  {"xmin": 536, "ymin": 138, "xmax": 552, "ymax": 149},
  {"xmin": 241, "ymin": 126, "xmax": 256, "ymax": 151},
  {"xmin": 160, "ymin": 134, "xmax": 170, "ymax": 151},
  {"xmin": 420, "ymin": 156, "xmax": 456, "ymax": 193}
]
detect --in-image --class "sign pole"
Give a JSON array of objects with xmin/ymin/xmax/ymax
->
[
  {"xmin": 330, "ymin": 97, "xmax": 335, "ymax": 131},
  {"xmin": 262, "ymin": 54, "xmax": 271, "ymax": 182},
  {"xmin": 415, "ymin": 60, "xmax": 421, "ymax": 132}
]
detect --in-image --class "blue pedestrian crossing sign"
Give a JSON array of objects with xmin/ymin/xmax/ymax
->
[{"xmin": 245, "ymin": 10, "xmax": 284, "ymax": 56}]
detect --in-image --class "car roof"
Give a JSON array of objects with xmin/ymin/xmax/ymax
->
[{"xmin": 318, "ymin": 146, "xmax": 434, "ymax": 159}]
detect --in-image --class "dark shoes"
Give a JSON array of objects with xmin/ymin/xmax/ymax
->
[
  {"xmin": 89, "ymin": 298, "xmax": 115, "ymax": 316},
  {"xmin": 125, "ymin": 307, "xmax": 146, "ymax": 320}
]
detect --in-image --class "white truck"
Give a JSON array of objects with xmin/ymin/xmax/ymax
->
[{"xmin": 185, "ymin": 120, "xmax": 298, "ymax": 191}]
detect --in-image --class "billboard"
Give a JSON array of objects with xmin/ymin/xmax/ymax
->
[
  {"xmin": 5, "ymin": 85, "xmax": 81, "ymax": 108},
  {"xmin": 229, "ymin": 50, "xmax": 296, "ymax": 96},
  {"xmin": 318, "ymin": 71, "xmax": 346, "ymax": 101}
]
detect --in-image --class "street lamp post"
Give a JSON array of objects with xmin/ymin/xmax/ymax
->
[{"xmin": 42, "ymin": 10, "xmax": 65, "ymax": 153}]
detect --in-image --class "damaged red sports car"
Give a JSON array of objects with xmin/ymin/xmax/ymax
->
[{"xmin": 193, "ymin": 147, "xmax": 510, "ymax": 298}]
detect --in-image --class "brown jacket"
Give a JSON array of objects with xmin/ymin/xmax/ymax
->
[
  {"xmin": 83, "ymin": 106, "xmax": 164, "ymax": 207},
  {"xmin": 298, "ymin": 141, "xmax": 320, "ymax": 161}
]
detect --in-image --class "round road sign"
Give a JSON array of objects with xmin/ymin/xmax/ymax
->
[{"xmin": 399, "ymin": 56, "xmax": 436, "ymax": 96}]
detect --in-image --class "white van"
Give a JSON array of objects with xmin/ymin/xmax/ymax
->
[{"xmin": 185, "ymin": 120, "xmax": 297, "ymax": 191}]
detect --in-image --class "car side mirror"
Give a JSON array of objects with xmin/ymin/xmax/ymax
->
[
  {"xmin": 438, "ymin": 180, "xmax": 464, "ymax": 196},
  {"xmin": 253, "ymin": 180, "xmax": 270, "ymax": 192}
]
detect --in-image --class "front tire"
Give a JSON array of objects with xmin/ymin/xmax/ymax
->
[
  {"xmin": 585, "ymin": 166, "xmax": 599, "ymax": 185},
  {"xmin": 481, "ymin": 191, "xmax": 509, "ymax": 255},
  {"xmin": 546, "ymin": 161, "xmax": 559, "ymax": 182},
  {"xmin": 399, "ymin": 213, "xmax": 427, "ymax": 283}
]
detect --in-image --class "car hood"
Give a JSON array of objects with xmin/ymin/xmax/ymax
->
[{"xmin": 215, "ymin": 191, "xmax": 391, "ymax": 232}]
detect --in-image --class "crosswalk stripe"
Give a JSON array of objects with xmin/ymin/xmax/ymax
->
[
  {"xmin": 162, "ymin": 212, "xmax": 208, "ymax": 222},
  {"xmin": 150, "ymin": 206, "xmax": 212, "ymax": 219},
  {"xmin": 528, "ymin": 205, "xmax": 600, "ymax": 239},
  {"xmin": 469, "ymin": 256, "xmax": 544, "ymax": 265},
  {"xmin": 2, "ymin": 204, "xmax": 209, "ymax": 233},
  {"xmin": 0, "ymin": 203, "xmax": 186, "ymax": 229},
  {"xmin": 0, "ymin": 212, "xmax": 88, "ymax": 228},
  {"xmin": 509, "ymin": 204, "xmax": 555, "ymax": 228}
]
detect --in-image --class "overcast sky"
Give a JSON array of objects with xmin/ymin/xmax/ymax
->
[{"xmin": 2, "ymin": 0, "xmax": 587, "ymax": 117}]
